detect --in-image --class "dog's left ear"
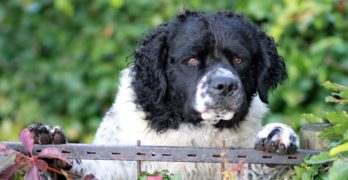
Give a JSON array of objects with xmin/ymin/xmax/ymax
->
[{"xmin": 256, "ymin": 32, "xmax": 287, "ymax": 103}]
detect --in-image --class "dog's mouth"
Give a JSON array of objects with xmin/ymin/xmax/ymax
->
[
  {"xmin": 197, "ymin": 100, "xmax": 240, "ymax": 125},
  {"xmin": 200, "ymin": 109, "xmax": 235, "ymax": 124}
]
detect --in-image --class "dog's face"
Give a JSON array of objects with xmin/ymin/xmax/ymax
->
[{"xmin": 132, "ymin": 11, "xmax": 286, "ymax": 132}]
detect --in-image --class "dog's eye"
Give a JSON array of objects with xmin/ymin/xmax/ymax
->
[
  {"xmin": 233, "ymin": 57, "xmax": 243, "ymax": 65},
  {"xmin": 187, "ymin": 58, "xmax": 200, "ymax": 66}
]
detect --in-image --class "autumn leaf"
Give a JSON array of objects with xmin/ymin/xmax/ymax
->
[
  {"xmin": 24, "ymin": 165, "xmax": 41, "ymax": 180},
  {"xmin": 0, "ymin": 164, "xmax": 22, "ymax": 180},
  {"xmin": 20, "ymin": 128, "xmax": 34, "ymax": 156},
  {"xmin": 33, "ymin": 159, "xmax": 48, "ymax": 171},
  {"xmin": 0, "ymin": 143, "xmax": 12, "ymax": 156},
  {"xmin": 38, "ymin": 148, "xmax": 71, "ymax": 165},
  {"xmin": 0, "ymin": 143, "xmax": 22, "ymax": 179}
]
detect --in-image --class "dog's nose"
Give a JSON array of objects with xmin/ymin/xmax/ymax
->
[{"xmin": 209, "ymin": 77, "xmax": 238, "ymax": 96}]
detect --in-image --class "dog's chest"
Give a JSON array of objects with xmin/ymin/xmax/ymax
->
[{"xmin": 95, "ymin": 110, "xmax": 258, "ymax": 149}]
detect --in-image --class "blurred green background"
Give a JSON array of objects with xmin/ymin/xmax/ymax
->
[{"xmin": 0, "ymin": 0, "xmax": 347, "ymax": 143}]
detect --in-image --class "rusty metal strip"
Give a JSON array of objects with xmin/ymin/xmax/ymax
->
[{"xmin": 3, "ymin": 142, "xmax": 324, "ymax": 164}]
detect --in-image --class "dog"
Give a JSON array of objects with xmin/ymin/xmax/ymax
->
[{"xmin": 28, "ymin": 11, "xmax": 298, "ymax": 179}]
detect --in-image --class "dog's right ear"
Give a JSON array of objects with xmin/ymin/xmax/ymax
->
[{"xmin": 132, "ymin": 23, "xmax": 169, "ymax": 105}]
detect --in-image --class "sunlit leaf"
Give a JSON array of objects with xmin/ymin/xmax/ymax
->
[
  {"xmin": 109, "ymin": 0, "xmax": 124, "ymax": 9},
  {"xmin": 324, "ymin": 111, "xmax": 348, "ymax": 124},
  {"xmin": 322, "ymin": 81, "xmax": 347, "ymax": 91},
  {"xmin": 306, "ymin": 152, "xmax": 335, "ymax": 164},
  {"xmin": 294, "ymin": 166, "xmax": 305, "ymax": 179},
  {"xmin": 329, "ymin": 142, "xmax": 348, "ymax": 156}
]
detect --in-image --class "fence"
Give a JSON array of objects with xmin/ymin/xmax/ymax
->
[{"xmin": 2, "ymin": 123, "xmax": 328, "ymax": 178}]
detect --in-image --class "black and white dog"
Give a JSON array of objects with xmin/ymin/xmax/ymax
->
[{"xmin": 29, "ymin": 11, "xmax": 298, "ymax": 179}]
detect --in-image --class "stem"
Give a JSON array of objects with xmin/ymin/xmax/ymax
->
[
  {"xmin": 46, "ymin": 166, "xmax": 82, "ymax": 178},
  {"xmin": 46, "ymin": 166, "xmax": 63, "ymax": 175}
]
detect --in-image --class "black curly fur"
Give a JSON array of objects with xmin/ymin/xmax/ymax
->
[{"xmin": 131, "ymin": 11, "xmax": 286, "ymax": 132}]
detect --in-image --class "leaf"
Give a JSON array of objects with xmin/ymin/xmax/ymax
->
[
  {"xmin": 138, "ymin": 174, "xmax": 148, "ymax": 180},
  {"xmin": 0, "ymin": 164, "xmax": 22, "ymax": 180},
  {"xmin": 343, "ymin": 131, "xmax": 348, "ymax": 141},
  {"xmin": 306, "ymin": 152, "xmax": 335, "ymax": 164},
  {"xmin": 0, "ymin": 143, "xmax": 11, "ymax": 156},
  {"xmin": 324, "ymin": 111, "xmax": 348, "ymax": 124},
  {"xmin": 322, "ymin": 81, "xmax": 346, "ymax": 91},
  {"xmin": 0, "ymin": 150, "xmax": 17, "ymax": 172},
  {"xmin": 172, "ymin": 172, "xmax": 181, "ymax": 180},
  {"xmin": 301, "ymin": 164, "xmax": 319, "ymax": 180},
  {"xmin": 24, "ymin": 165, "xmax": 41, "ymax": 180},
  {"xmin": 318, "ymin": 172, "xmax": 329, "ymax": 180},
  {"xmin": 20, "ymin": 128, "xmax": 34, "ymax": 156},
  {"xmin": 0, "ymin": 143, "xmax": 17, "ymax": 172},
  {"xmin": 294, "ymin": 166, "xmax": 305, "ymax": 179},
  {"xmin": 38, "ymin": 148, "xmax": 71, "ymax": 165},
  {"xmin": 329, "ymin": 142, "xmax": 348, "ymax": 156},
  {"xmin": 302, "ymin": 113, "xmax": 323, "ymax": 123},
  {"xmin": 328, "ymin": 159, "xmax": 348, "ymax": 180},
  {"xmin": 222, "ymin": 171, "xmax": 235, "ymax": 180},
  {"xmin": 33, "ymin": 159, "xmax": 48, "ymax": 171}
]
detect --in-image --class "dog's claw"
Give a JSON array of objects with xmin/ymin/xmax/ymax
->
[{"xmin": 27, "ymin": 123, "xmax": 67, "ymax": 145}]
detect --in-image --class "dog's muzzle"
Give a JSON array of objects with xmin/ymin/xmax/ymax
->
[{"xmin": 193, "ymin": 67, "xmax": 244, "ymax": 124}]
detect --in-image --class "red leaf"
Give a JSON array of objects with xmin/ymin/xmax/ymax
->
[
  {"xmin": 20, "ymin": 128, "xmax": 34, "ymax": 156},
  {"xmin": 0, "ymin": 164, "xmax": 22, "ymax": 179},
  {"xmin": 24, "ymin": 165, "xmax": 41, "ymax": 180},
  {"xmin": 38, "ymin": 148, "xmax": 71, "ymax": 165},
  {"xmin": 15, "ymin": 151, "xmax": 30, "ymax": 163},
  {"xmin": 147, "ymin": 176, "xmax": 163, "ymax": 180},
  {"xmin": 0, "ymin": 143, "xmax": 22, "ymax": 179},
  {"xmin": 33, "ymin": 159, "xmax": 48, "ymax": 171},
  {"xmin": 0, "ymin": 143, "xmax": 11, "ymax": 156}
]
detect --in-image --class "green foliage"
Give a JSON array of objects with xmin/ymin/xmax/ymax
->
[
  {"xmin": 0, "ymin": 0, "xmax": 347, "ymax": 143},
  {"xmin": 296, "ymin": 82, "xmax": 348, "ymax": 179},
  {"xmin": 138, "ymin": 170, "xmax": 181, "ymax": 180}
]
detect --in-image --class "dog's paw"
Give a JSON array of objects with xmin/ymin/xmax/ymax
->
[
  {"xmin": 255, "ymin": 123, "xmax": 298, "ymax": 154},
  {"xmin": 27, "ymin": 123, "xmax": 72, "ymax": 171},
  {"xmin": 27, "ymin": 123, "xmax": 67, "ymax": 144}
]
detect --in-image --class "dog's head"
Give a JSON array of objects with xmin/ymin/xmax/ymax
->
[{"xmin": 132, "ymin": 11, "xmax": 286, "ymax": 132}]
